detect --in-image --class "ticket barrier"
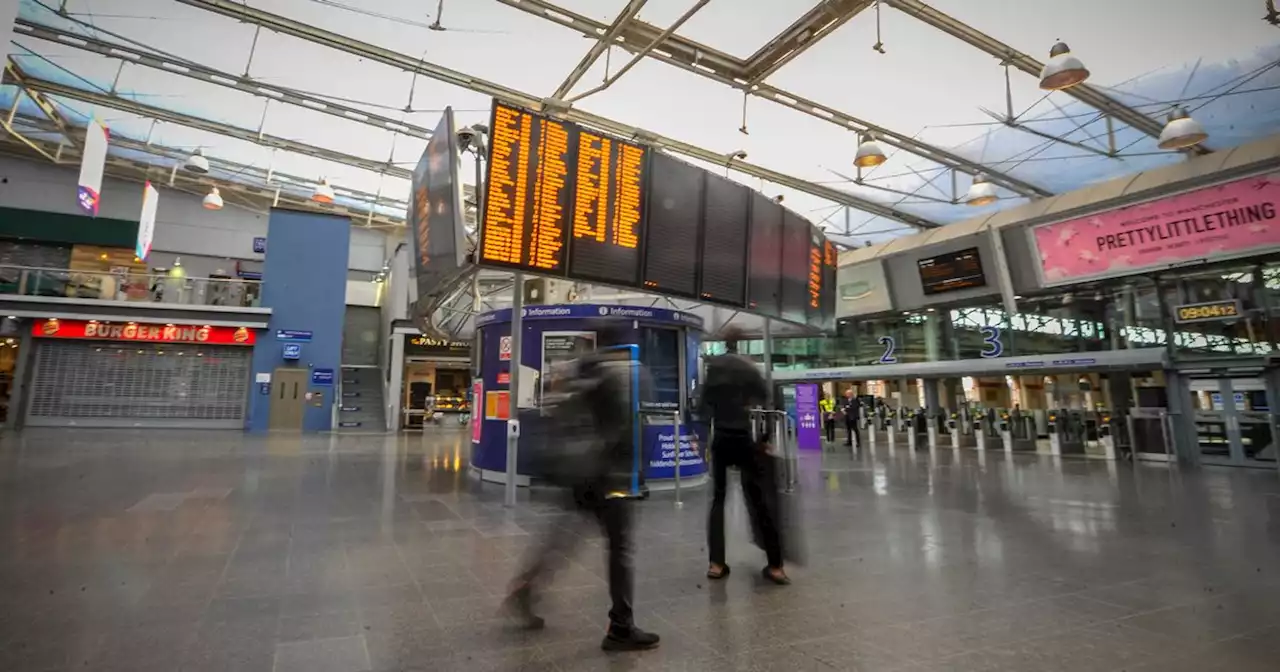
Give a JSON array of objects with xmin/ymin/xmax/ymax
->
[
  {"xmin": 947, "ymin": 408, "xmax": 977, "ymax": 449},
  {"xmin": 907, "ymin": 409, "xmax": 929, "ymax": 451},
  {"xmin": 999, "ymin": 409, "xmax": 1038, "ymax": 453},
  {"xmin": 1047, "ymin": 409, "xmax": 1087, "ymax": 456},
  {"xmin": 750, "ymin": 408, "xmax": 797, "ymax": 493},
  {"xmin": 1097, "ymin": 412, "xmax": 1117, "ymax": 460},
  {"xmin": 973, "ymin": 409, "xmax": 989, "ymax": 451}
]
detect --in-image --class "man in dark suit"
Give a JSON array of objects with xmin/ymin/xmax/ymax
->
[{"xmin": 841, "ymin": 387, "xmax": 861, "ymax": 448}]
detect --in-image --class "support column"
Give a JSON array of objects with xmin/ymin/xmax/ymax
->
[
  {"xmin": 763, "ymin": 318, "xmax": 774, "ymax": 407},
  {"xmin": 1164, "ymin": 369, "xmax": 1200, "ymax": 468},
  {"xmin": 505, "ymin": 272, "xmax": 524, "ymax": 507}
]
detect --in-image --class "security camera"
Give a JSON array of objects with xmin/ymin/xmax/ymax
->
[{"xmin": 456, "ymin": 127, "xmax": 477, "ymax": 152}]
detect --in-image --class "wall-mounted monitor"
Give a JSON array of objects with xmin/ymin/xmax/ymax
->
[{"xmin": 918, "ymin": 247, "xmax": 986, "ymax": 295}]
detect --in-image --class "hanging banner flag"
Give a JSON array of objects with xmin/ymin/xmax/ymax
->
[
  {"xmin": 136, "ymin": 181, "xmax": 159, "ymax": 260},
  {"xmin": 77, "ymin": 119, "xmax": 108, "ymax": 215}
]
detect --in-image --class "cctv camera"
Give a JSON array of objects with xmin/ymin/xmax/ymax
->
[{"xmin": 456, "ymin": 127, "xmax": 477, "ymax": 151}]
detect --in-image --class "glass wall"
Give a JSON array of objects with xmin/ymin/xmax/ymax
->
[{"xmin": 705, "ymin": 256, "xmax": 1280, "ymax": 369}]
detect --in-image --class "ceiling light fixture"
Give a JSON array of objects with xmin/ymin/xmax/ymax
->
[
  {"xmin": 202, "ymin": 186, "xmax": 224, "ymax": 211},
  {"xmin": 1038, "ymin": 41, "xmax": 1090, "ymax": 91},
  {"xmin": 1157, "ymin": 106, "xmax": 1208, "ymax": 150},
  {"xmin": 853, "ymin": 134, "xmax": 886, "ymax": 168},
  {"xmin": 183, "ymin": 149, "xmax": 210, "ymax": 174},
  {"xmin": 312, "ymin": 178, "xmax": 335, "ymax": 204},
  {"xmin": 965, "ymin": 173, "xmax": 999, "ymax": 206}
]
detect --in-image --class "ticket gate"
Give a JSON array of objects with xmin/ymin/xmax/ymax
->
[
  {"xmin": 998, "ymin": 409, "xmax": 1038, "ymax": 453},
  {"xmin": 906, "ymin": 408, "xmax": 929, "ymax": 451},
  {"xmin": 946, "ymin": 407, "xmax": 977, "ymax": 449},
  {"xmin": 1047, "ymin": 409, "xmax": 1087, "ymax": 456}
]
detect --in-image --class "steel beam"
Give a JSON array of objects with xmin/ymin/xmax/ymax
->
[
  {"xmin": 883, "ymin": 0, "xmax": 1211, "ymax": 154},
  {"xmin": 3, "ymin": 60, "xmax": 79, "ymax": 147},
  {"xmin": 490, "ymin": 0, "xmax": 1051, "ymax": 198},
  {"xmin": 174, "ymin": 0, "xmax": 942, "ymax": 228},
  {"xmin": 0, "ymin": 114, "xmax": 408, "ymax": 227},
  {"xmin": 14, "ymin": 19, "xmax": 434, "ymax": 142},
  {"xmin": 743, "ymin": 0, "xmax": 874, "ymax": 84},
  {"xmin": 18, "ymin": 75, "xmax": 413, "ymax": 180},
  {"xmin": 552, "ymin": 0, "xmax": 647, "ymax": 98}
]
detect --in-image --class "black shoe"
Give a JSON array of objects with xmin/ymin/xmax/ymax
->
[
  {"xmin": 601, "ymin": 626, "xmax": 661, "ymax": 652},
  {"xmin": 502, "ymin": 586, "xmax": 545, "ymax": 630},
  {"xmin": 762, "ymin": 566, "xmax": 791, "ymax": 585}
]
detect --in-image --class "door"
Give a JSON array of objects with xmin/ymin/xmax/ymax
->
[{"xmin": 269, "ymin": 367, "xmax": 308, "ymax": 430}]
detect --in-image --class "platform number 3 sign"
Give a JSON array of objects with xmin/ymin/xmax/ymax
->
[{"xmin": 980, "ymin": 326, "xmax": 1004, "ymax": 359}]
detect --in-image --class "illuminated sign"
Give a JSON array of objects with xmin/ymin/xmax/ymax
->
[
  {"xmin": 32, "ymin": 319, "xmax": 256, "ymax": 345},
  {"xmin": 480, "ymin": 103, "xmax": 573, "ymax": 274},
  {"xmin": 567, "ymin": 130, "xmax": 646, "ymax": 285},
  {"xmin": 1174, "ymin": 300, "xmax": 1242, "ymax": 324},
  {"xmin": 807, "ymin": 241, "xmax": 822, "ymax": 310},
  {"xmin": 918, "ymin": 247, "xmax": 986, "ymax": 295}
]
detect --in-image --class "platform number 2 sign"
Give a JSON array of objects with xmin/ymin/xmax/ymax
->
[{"xmin": 877, "ymin": 336, "xmax": 898, "ymax": 364}]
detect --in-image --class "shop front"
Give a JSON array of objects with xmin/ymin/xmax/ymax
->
[
  {"xmin": 23, "ymin": 317, "xmax": 257, "ymax": 428},
  {"xmin": 400, "ymin": 334, "xmax": 472, "ymax": 429}
]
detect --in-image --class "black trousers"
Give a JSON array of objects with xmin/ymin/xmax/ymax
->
[
  {"xmin": 845, "ymin": 419, "xmax": 862, "ymax": 447},
  {"xmin": 823, "ymin": 418, "xmax": 836, "ymax": 443},
  {"xmin": 516, "ymin": 486, "xmax": 634, "ymax": 629},
  {"xmin": 707, "ymin": 430, "xmax": 783, "ymax": 569}
]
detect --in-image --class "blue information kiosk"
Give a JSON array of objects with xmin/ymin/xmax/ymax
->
[{"xmin": 470, "ymin": 304, "xmax": 709, "ymax": 490}]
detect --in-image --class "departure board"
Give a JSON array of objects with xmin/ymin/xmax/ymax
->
[
  {"xmin": 780, "ymin": 210, "xmax": 811, "ymax": 324},
  {"xmin": 699, "ymin": 171, "xmax": 750, "ymax": 307},
  {"xmin": 642, "ymin": 152, "xmax": 703, "ymax": 298},
  {"xmin": 479, "ymin": 103, "xmax": 573, "ymax": 275},
  {"xmin": 747, "ymin": 193, "xmax": 783, "ymax": 317},
  {"xmin": 566, "ymin": 129, "xmax": 648, "ymax": 285},
  {"xmin": 918, "ymin": 246, "xmax": 986, "ymax": 295},
  {"xmin": 475, "ymin": 99, "xmax": 835, "ymax": 329}
]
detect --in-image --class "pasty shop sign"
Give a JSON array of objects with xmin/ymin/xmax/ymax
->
[{"xmin": 1031, "ymin": 173, "xmax": 1280, "ymax": 286}]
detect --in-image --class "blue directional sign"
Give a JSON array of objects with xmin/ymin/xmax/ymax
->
[
  {"xmin": 253, "ymin": 237, "xmax": 267, "ymax": 254},
  {"xmin": 275, "ymin": 329, "xmax": 313, "ymax": 342},
  {"xmin": 282, "ymin": 343, "xmax": 302, "ymax": 360},
  {"xmin": 311, "ymin": 368, "xmax": 335, "ymax": 386}
]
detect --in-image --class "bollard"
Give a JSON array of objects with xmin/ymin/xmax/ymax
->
[{"xmin": 672, "ymin": 412, "xmax": 683, "ymax": 509}]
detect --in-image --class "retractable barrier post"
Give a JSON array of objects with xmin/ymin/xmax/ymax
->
[
  {"xmin": 949, "ymin": 413, "xmax": 961, "ymax": 450},
  {"xmin": 886, "ymin": 409, "xmax": 897, "ymax": 451},
  {"xmin": 672, "ymin": 411, "xmax": 683, "ymax": 508},
  {"xmin": 974, "ymin": 413, "xmax": 987, "ymax": 451},
  {"xmin": 906, "ymin": 411, "xmax": 918, "ymax": 452},
  {"xmin": 999, "ymin": 411, "xmax": 1013, "ymax": 454}
]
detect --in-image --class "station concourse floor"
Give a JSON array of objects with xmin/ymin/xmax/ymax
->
[{"xmin": 2, "ymin": 430, "xmax": 1280, "ymax": 672}]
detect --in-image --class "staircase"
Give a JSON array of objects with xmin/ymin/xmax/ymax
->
[{"xmin": 336, "ymin": 366, "xmax": 385, "ymax": 431}]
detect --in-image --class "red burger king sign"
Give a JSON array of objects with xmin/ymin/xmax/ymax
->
[{"xmin": 32, "ymin": 319, "xmax": 257, "ymax": 346}]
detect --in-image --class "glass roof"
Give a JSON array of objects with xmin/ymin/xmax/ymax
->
[{"xmin": 4, "ymin": 0, "xmax": 1277, "ymax": 245}]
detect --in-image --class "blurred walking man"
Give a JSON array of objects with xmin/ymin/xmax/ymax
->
[{"xmin": 505, "ymin": 327, "xmax": 660, "ymax": 652}]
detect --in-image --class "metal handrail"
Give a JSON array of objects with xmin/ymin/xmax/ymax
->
[{"xmin": 0, "ymin": 264, "xmax": 263, "ymax": 308}]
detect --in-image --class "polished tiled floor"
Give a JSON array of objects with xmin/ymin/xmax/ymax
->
[{"xmin": 2, "ymin": 428, "xmax": 1280, "ymax": 671}]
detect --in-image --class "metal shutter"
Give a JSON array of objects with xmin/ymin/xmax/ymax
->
[{"xmin": 26, "ymin": 340, "xmax": 250, "ymax": 428}]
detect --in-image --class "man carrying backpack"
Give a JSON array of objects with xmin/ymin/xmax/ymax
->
[{"xmin": 504, "ymin": 325, "xmax": 660, "ymax": 652}]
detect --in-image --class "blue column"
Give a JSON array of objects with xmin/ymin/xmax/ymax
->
[{"xmin": 246, "ymin": 209, "xmax": 351, "ymax": 432}]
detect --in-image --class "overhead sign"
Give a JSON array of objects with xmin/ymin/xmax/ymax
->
[
  {"xmin": 135, "ymin": 181, "xmax": 159, "ymax": 261},
  {"xmin": 409, "ymin": 107, "xmax": 466, "ymax": 307},
  {"xmin": 475, "ymin": 304, "xmax": 705, "ymax": 329},
  {"xmin": 918, "ymin": 247, "xmax": 986, "ymax": 295},
  {"xmin": 835, "ymin": 261, "xmax": 893, "ymax": 318},
  {"xmin": 32, "ymin": 319, "xmax": 255, "ymax": 345},
  {"xmin": 1174, "ymin": 299, "xmax": 1242, "ymax": 324},
  {"xmin": 77, "ymin": 119, "xmax": 108, "ymax": 216},
  {"xmin": 252, "ymin": 237, "xmax": 267, "ymax": 254},
  {"xmin": 1032, "ymin": 172, "xmax": 1280, "ymax": 286},
  {"xmin": 405, "ymin": 335, "xmax": 470, "ymax": 357}
]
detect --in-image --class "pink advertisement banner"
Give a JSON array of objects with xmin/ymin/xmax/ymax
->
[{"xmin": 1032, "ymin": 172, "xmax": 1280, "ymax": 285}]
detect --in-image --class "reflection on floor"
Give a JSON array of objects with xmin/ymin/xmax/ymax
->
[{"xmin": 1, "ymin": 429, "xmax": 1280, "ymax": 671}]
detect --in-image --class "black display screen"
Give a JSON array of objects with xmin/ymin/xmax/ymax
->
[
  {"xmin": 699, "ymin": 172, "xmax": 749, "ymax": 307},
  {"xmin": 918, "ymin": 247, "xmax": 986, "ymax": 295},
  {"xmin": 818, "ymin": 240, "xmax": 837, "ymax": 330},
  {"xmin": 747, "ymin": 193, "xmax": 782, "ymax": 317},
  {"xmin": 642, "ymin": 152, "xmax": 702, "ymax": 298},
  {"xmin": 565, "ymin": 129, "xmax": 648, "ymax": 286},
  {"xmin": 779, "ymin": 209, "xmax": 811, "ymax": 324}
]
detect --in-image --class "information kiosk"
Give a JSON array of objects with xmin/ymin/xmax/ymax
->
[{"xmin": 469, "ymin": 304, "xmax": 709, "ymax": 489}]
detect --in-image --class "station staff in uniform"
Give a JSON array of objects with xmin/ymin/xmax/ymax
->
[
  {"xmin": 842, "ymin": 387, "xmax": 862, "ymax": 448},
  {"xmin": 819, "ymin": 393, "xmax": 836, "ymax": 443}
]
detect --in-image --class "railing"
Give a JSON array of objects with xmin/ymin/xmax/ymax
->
[{"xmin": 0, "ymin": 265, "xmax": 263, "ymax": 308}]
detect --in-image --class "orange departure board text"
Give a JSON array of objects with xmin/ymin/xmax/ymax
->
[
  {"xmin": 567, "ymin": 130, "xmax": 647, "ymax": 285},
  {"xmin": 808, "ymin": 241, "xmax": 822, "ymax": 310},
  {"xmin": 478, "ymin": 103, "xmax": 572, "ymax": 275}
]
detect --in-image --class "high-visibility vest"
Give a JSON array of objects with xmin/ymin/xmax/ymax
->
[{"xmin": 819, "ymin": 398, "xmax": 835, "ymax": 414}]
